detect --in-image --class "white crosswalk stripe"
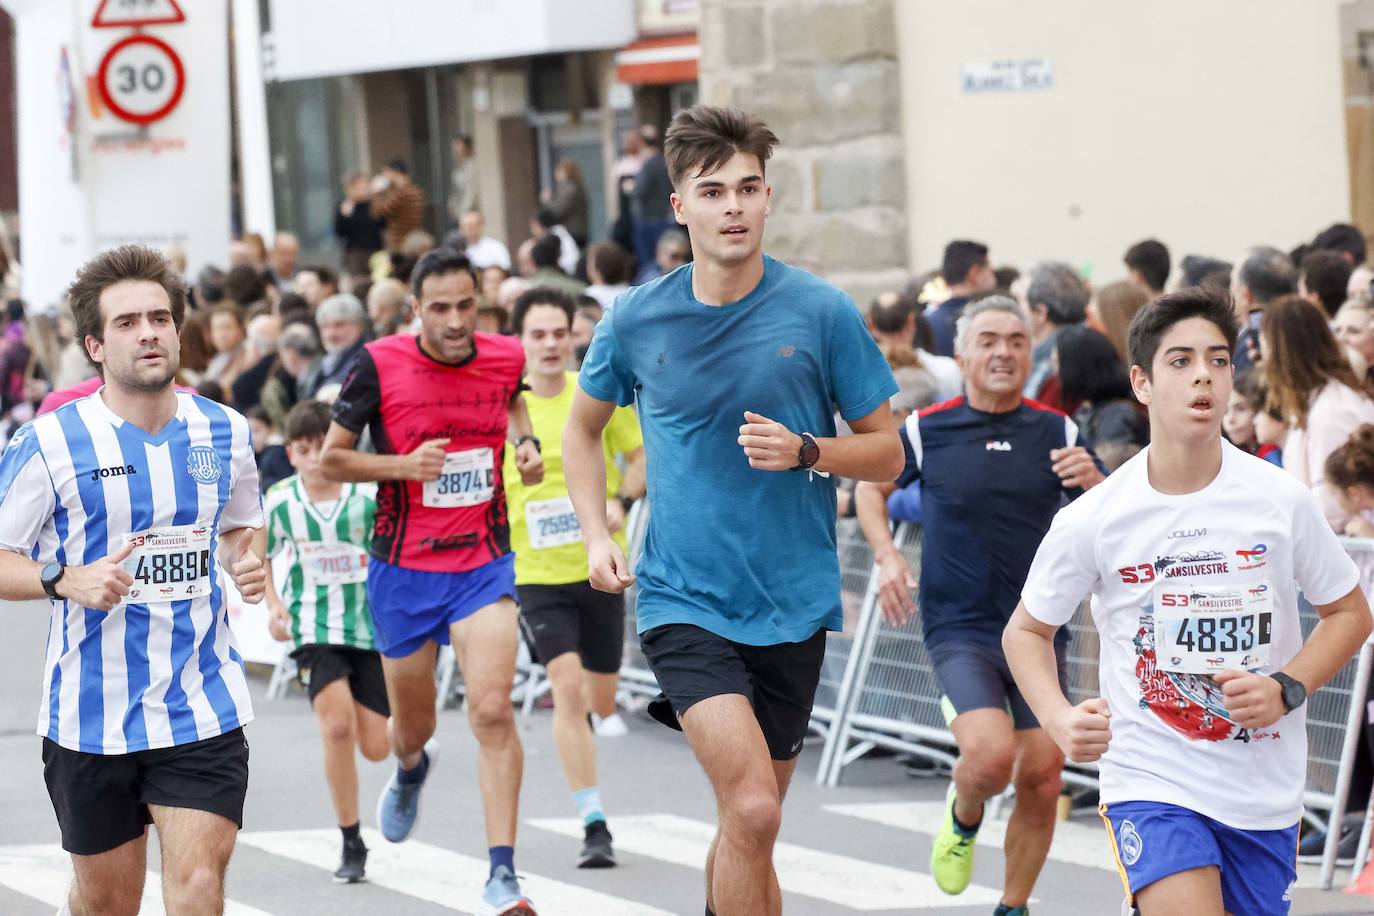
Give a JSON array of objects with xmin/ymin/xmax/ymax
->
[
  {"xmin": 825, "ymin": 799, "xmax": 1121, "ymax": 873},
  {"xmin": 823, "ymin": 799, "xmax": 1334, "ymax": 891},
  {"xmin": 0, "ymin": 842, "xmax": 273, "ymax": 915},
  {"xmin": 526, "ymin": 813, "xmax": 1004, "ymax": 910},
  {"xmin": 237, "ymin": 828, "xmax": 674, "ymax": 915}
]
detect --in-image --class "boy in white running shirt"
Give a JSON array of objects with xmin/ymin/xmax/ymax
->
[{"xmin": 1004, "ymin": 287, "xmax": 1372, "ymax": 916}]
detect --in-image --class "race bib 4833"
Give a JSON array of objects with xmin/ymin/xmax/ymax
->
[{"xmin": 1153, "ymin": 580, "xmax": 1273, "ymax": 674}]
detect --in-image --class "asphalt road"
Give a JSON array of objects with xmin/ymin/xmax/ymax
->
[{"xmin": 0, "ymin": 599, "xmax": 1370, "ymax": 915}]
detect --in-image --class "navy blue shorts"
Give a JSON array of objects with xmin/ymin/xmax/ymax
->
[
  {"xmin": 927, "ymin": 639, "xmax": 1068, "ymax": 729},
  {"xmin": 1101, "ymin": 801, "xmax": 1298, "ymax": 915},
  {"xmin": 366, "ymin": 553, "xmax": 517, "ymax": 658}
]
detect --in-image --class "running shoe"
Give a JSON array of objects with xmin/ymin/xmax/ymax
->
[
  {"xmin": 930, "ymin": 787, "xmax": 978, "ymax": 895},
  {"xmin": 477, "ymin": 864, "xmax": 537, "ymax": 915},
  {"xmin": 333, "ymin": 836, "xmax": 368, "ymax": 884},
  {"xmin": 591, "ymin": 712, "xmax": 628, "ymax": 737},
  {"xmin": 578, "ymin": 820, "xmax": 616, "ymax": 868},
  {"xmin": 376, "ymin": 738, "xmax": 438, "ymax": 843}
]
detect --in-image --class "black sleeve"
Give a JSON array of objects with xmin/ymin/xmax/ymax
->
[{"xmin": 331, "ymin": 349, "xmax": 381, "ymax": 434}]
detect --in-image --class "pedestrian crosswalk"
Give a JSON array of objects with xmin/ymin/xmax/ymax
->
[{"xmin": 0, "ymin": 804, "xmax": 1336, "ymax": 914}]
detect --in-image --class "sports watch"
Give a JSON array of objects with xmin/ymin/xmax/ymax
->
[
  {"xmin": 515, "ymin": 435, "xmax": 541, "ymax": 453},
  {"xmin": 40, "ymin": 562, "xmax": 65, "ymax": 600},
  {"xmin": 796, "ymin": 432, "xmax": 821, "ymax": 471},
  {"xmin": 1270, "ymin": 671, "xmax": 1307, "ymax": 713}
]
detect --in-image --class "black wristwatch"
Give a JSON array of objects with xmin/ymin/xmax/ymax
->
[
  {"xmin": 796, "ymin": 432, "xmax": 821, "ymax": 470},
  {"xmin": 40, "ymin": 562, "xmax": 65, "ymax": 600},
  {"xmin": 617, "ymin": 495, "xmax": 636, "ymax": 514},
  {"xmin": 1271, "ymin": 671, "xmax": 1307, "ymax": 713},
  {"xmin": 515, "ymin": 435, "xmax": 541, "ymax": 453}
]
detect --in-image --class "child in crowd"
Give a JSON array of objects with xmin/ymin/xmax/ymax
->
[
  {"xmin": 261, "ymin": 400, "xmax": 390, "ymax": 884},
  {"xmin": 247, "ymin": 405, "xmax": 293, "ymax": 491},
  {"xmin": 1324, "ymin": 423, "xmax": 1374, "ymax": 537},
  {"xmin": 1222, "ymin": 371, "xmax": 1259, "ymax": 453},
  {"xmin": 1254, "ymin": 402, "xmax": 1287, "ymax": 468}
]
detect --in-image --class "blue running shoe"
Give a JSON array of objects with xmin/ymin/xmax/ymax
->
[
  {"xmin": 376, "ymin": 738, "xmax": 438, "ymax": 843},
  {"xmin": 477, "ymin": 864, "xmax": 536, "ymax": 915}
]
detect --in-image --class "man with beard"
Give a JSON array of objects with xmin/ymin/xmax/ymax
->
[{"xmin": 0, "ymin": 245, "xmax": 267, "ymax": 914}]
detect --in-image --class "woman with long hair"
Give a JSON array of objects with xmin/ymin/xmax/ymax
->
[
  {"xmin": 1261, "ymin": 294, "xmax": 1374, "ymax": 528},
  {"xmin": 1055, "ymin": 324, "xmax": 1148, "ymax": 470},
  {"xmin": 1087, "ymin": 279, "xmax": 1150, "ymax": 364}
]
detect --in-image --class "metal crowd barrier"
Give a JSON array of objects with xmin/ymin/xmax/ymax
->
[{"xmin": 815, "ymin": 523, "xmax": 1374, "ymax": 893}]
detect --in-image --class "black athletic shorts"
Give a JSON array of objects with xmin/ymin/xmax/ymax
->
[
  {"xmin": 291, "ymin": 644, "xmax": 391, "ymax": 717},
  {"xmin": 927, "ymin": 639, "xmax": 1069, "ymax": 730},
  {"xmin": 517, "ymin": 582, "xmax": 626, "ymax": 674},
  {"xmin": 640, "ymin": 624, "xmax": 826, "ymax": 761},
  {"xmin": 42, "ymin": 727, "xmax": 250, "ymax": 856}
]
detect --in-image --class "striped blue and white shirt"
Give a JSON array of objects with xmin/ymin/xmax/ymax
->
[{"xmin": 0, "ymin": 390, "xmax": 263, "ymax": 755}]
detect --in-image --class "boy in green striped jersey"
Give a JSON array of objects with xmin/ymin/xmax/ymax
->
[{"xmin": 262, "ymin": 400, "xmax": 390, "ymax": 884}]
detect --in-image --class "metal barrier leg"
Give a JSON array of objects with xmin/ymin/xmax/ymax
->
[
  {"xmin": 266, "ymin": 647, "xmax": 295, "ymax": 700},
  {"xmin": 819, "ymin": 525, "xmax": 907, "ymax": 787},
  {"xmin": 521, "ymin": 664, "xmax": 547, "ymax": 717},
  {"xmin": 1321, "ymin": 640, "xmax": 1374, "ymax": 889}
]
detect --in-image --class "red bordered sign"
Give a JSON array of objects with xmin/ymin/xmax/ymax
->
[
  {"xmin": 91, "ymin": 0, "xmax": 186, "ymax": 29},
  {"xmin": 97, "ymin": 34, "xmax": 186, "ymax": 126}
]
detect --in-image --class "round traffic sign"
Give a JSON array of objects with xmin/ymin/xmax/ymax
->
[{"xmin": 97, "ymin": 34, "xmax": 185, "ymax": 126}]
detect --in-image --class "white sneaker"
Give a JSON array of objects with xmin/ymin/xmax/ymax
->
[{"xmin": 591, "ymin": 712, "xmax": 628, "ymax": 737}]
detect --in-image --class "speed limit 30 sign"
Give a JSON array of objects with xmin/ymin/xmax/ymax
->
[{"xmin": 97, "ymin": 33, "xmax": 186, "ymax": 126}]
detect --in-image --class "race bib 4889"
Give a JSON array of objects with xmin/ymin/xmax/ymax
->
[{"xmin": 122, "ymin": 524, "xmax": 212, "ymax": 603}]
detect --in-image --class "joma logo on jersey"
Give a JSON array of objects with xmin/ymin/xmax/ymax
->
[
  {"xmin": 89, "ymin": 464, "xmax": 137, "ymax": 482},
  {"xmin": 985, "ymin": 440, "xmax": 1012, "ymax": 451}
]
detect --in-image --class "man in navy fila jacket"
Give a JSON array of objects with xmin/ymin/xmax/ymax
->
[{"xmin": 855, "ymin": 295, "xmax": 1107, "ymax": 916}]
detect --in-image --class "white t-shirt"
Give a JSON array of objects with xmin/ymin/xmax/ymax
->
[
  {"xmin": 1022, "ymin": 439, "xmax": 1359, "ymax": 830},
  {"xmin": 465, "ymin": 236, "xmax": 512, "ymax": 271}
]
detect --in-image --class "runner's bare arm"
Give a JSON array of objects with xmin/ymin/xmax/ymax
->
[
  {"xmin": 565, "ymin": 387, "xmax": 634, "ymax": 593},
  {"xmin": 855, "ymin": 478, "xmax": 917, "ymax": 624},
  {"xmin": 253, "ymin": 529, "xmax": 290, "ymax": 640},
  {"xmin": 0, "ymin": 542, "xmax": 134, "ymax": 608},
  {"xmin": 1216, "ymin": 583, "xmax": 1372, "ymax": 729},
  {"xmin": 737, "ymin": 402, "xmax": 903, "ymax": 480},
  {"xmin": 1004, "ymin": 603, "xmax": 1113, "ymax": 762},
  {"xmin": 318, "ymin": 421, "xmax": 446, "ymax": 483}
]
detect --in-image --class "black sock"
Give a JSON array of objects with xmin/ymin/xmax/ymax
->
[
  {"xmin": 341, "ymin": 822, "xmax": 361, "ymax": 844},
  {"xmin": 951, "ymin": 802, "xmax": 983, "ymax": 837}
]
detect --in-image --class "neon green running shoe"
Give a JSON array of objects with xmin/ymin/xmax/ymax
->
[{"xmin": 930, "ymin": 788, "xmax": 978, "ymax": 895}]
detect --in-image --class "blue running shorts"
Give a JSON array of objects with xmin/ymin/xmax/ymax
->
[
  {"xmin": 1100, "ymin": 800, "xmax": 1298, "ymax": 916},
  {"xmin": 366, "ymin": 553, "xmax": 517, "ymax": 658}
]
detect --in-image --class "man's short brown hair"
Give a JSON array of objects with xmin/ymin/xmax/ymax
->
[
  {"xmin": 67, "ymin": 245, "xmax": 188, "ymax": 367},
  {"xmin": 664, "ymin": 105, "xmax": 779, "ymax": 189}
]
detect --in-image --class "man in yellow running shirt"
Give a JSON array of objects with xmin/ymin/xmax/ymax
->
[{"xmin": 503, "ymin": 287, "xmax": 645, "ymax": 869}]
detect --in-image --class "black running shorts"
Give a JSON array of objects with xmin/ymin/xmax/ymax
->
[
  {"xmin": 42, "ymin": 728, "xmax": 250, "ymax": 856},
  {"xmin": 517, "ymin": 582, "xmax": 626, "ymax": 674},
  {"xmin": 640, "ymin": 623, "xmax": 826, "ymax": 761},
  {"xmin": 291, "ymin": 644, "xmax": 391, "ymax": 717}
]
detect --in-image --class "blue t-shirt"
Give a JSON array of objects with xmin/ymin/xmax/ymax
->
[
  {"xmin": 579, "ymin": 256, "xmax": 898, "ymax": 645},
  {"xmin": 896, "ymin": 397, "xmax": 1105, "ymax": 648}
]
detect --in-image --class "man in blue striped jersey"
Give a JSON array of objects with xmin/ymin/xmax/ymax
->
[{"xmin": 0, "ymin": 246, "xmax": 267, "ymax": 916}]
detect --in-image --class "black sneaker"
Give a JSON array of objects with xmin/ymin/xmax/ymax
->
[
  {"xmin": 334, "ymin": 837, "xmax": 368, "ymax": 884},
  {"xmin": 578, "ymin": 820, "xmax": 616, "ymax": 869}
]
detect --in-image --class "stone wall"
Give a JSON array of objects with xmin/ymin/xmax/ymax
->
[{"xmin": 697, "ymin": 0, "xmax": 907, "ymax": 307}]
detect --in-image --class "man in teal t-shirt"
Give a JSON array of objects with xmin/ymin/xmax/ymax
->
[{"xmin": 564, "ymin": 105, "xmax": 902, "ymax": 916}]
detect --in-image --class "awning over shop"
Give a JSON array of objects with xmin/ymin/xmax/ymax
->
[{"xmin": 615, "ymin": 33, "xmax": 698, "ymax": 85}]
